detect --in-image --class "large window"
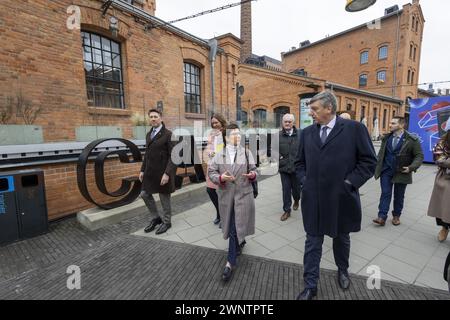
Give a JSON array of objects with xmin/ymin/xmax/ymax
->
[
  {"xmin": 377, "ymin": 70, "xmax": 387, "ymax": 84},
  {"xmin": 360, "ymin": 51, "xmax": 369, "ymax": 64},
  {"xmin": 184, "ymin": 62, "xmax": 202, "ymax": 114},
  {"xmin": 359, "ymin": 74, "xmax": 368, "ymax": 87},
  {"xmin": 378, "ymin": 46, "xmax": 388, "ymax": 60},
  {"xmin": 81, "ymin": 31, "xmax": 124, "ymax": 109},
  {"xmin": 253, "ymin": 109, "xmax": 267, "ymax": 127}
]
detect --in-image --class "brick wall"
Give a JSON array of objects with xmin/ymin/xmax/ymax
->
[
  {"xmin": 281, "ymin": 1, "xmax": 424, "ymax": 104},
  {"xmin": 0, "ymin": 0, "xmax": 238, "ymax": 142}
]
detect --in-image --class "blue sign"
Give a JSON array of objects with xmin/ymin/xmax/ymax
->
[
  {"xmin": 0, "ymin": 194, "xmax": 5, "ymax": 215},
  {"xmin": 409, "ymin": 96, "xmax": 450, "ymax": 163}
]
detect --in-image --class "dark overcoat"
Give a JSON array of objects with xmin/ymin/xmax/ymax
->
[
  {"xmin": 296, "ymin": 117, "xmax": 377, "ymax": 238},
  {"xmin": 140, "ymin": 125, "xmax": 177, "ymax": 194}
]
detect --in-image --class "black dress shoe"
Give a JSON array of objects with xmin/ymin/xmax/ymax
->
[
  {"xmin": 144, "ymin": 219, "xmax": 162, "ymax": 233},
  {"xmin": 337, "ymin": 271, "xmax": 350, "ymax": 290},
  {"xmin": 222, "ymin": 266, "xmax": 232, "ymax": 282},
  {"xmin": 213, "ymin": 218, "xmax": 221, "ymax": 225},
  {"xmin": 155, "ymin": 223, "xmax": 171, "ymax": 235},
  {"xmin": 296, "ymin": 288, "xmax": 317, "ymax": 300}
]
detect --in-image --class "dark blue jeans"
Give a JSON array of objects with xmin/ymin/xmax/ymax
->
[
  {"xmin": 227, "ymin": 207, "xmax": 239, "ymax": 267},
  {"xmin": 378, "ymin": 173, "xmax": 407, "ymax": 221},
  {"xmin": 280, "ymin": 172, "xmax": 301, "ymax": 213},
  {"xmin": 303, "ymin": 234, "xmax": 350, "ymax": 290}
]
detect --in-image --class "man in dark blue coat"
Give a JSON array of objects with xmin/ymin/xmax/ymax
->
[{"xmin": 295, "ymin": 91, "xmax": 377, "ymax": 300}]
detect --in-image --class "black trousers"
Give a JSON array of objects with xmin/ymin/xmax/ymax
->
[
  {"xmin": 280, "ymin": 172, "xmax": 301, "ymax": 213},
  {"xmin": 437, "ymin": 218, "xmax": 450, "ymax": 229},
  {"xmin": 206, "ymin": 187, "xmax": 220, "ymax": 220}
]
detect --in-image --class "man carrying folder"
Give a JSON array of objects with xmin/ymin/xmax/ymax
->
[{"xmin": 373, "ymin": 117, "xmax": 424, "ymax": 226}]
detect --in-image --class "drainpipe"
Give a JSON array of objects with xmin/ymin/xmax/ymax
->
[
  {"xmin": 208, "ymin": 39, "xmax": 218, "ymax": 117},
  {"xmin": 392, "ymin": 11, "xmax": 401, "ymax": 98}
]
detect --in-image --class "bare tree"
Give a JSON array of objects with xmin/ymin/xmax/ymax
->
[{"xmin": 3, "ymin": 91, "xmax": 42, "ymax": 125}]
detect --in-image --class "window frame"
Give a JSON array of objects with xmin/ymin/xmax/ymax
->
[
  {"xmin": 377, "ymin": 70, "xmax": 387, "ymax": 84},
  {"xmin": 183, "ymin": 62, "xmax": 202, "ymax": 114},
  {"xmin": 360, "ymin": 51, "xmax": 369, "ymax": 65},
  {"xmin": 359, "ymin": 74, "xmax": 368, "ymax": 87},
  {"xmin": 378, "ymin": 45, "xmax": 388, "ymax": 60},
  {"xmin": 81, "ymin": 31, "xmax": 125, "ymax": 109}
]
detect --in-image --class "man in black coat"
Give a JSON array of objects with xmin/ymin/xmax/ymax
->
[
  {"xmin": 139, "ymin": 109, "xmax": 177, "ymax": 235},
  {"xmin": 295, "ymin": 91, "xmax": 377, "ymax": 300},
  {"xmin": 278, "ymin": 114, "xmax": 302, "ymax": 221}
]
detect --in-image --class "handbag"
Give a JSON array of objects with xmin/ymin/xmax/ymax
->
[{"xmin": 244, "ymin": 150, "xmax": 258, "ymax": 198}]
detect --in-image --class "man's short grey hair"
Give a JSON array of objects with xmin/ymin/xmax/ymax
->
[
  {"xmin": 309, "ymin": 91, "xmax": 338, "ymax": 114},
  {"xmin": 282, "ymin": 113, "xmax": 295, "ymax": 122}
]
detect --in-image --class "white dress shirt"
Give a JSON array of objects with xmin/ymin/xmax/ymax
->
[
  {"xmin": 319, "ymin": 116, "xmax": 337, "ymax": 138},
  {"xmin": 151, "ymin": 124, "xmax": 163, "ymax": 138}
]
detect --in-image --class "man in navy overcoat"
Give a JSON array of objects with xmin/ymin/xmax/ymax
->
[{"xmin": 295, "ymin": 91, "xmax": 377, "ymax": 300}]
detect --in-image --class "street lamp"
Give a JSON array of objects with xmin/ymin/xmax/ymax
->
[{"xmin": 345, "ymin": 0, "xmax": 376, "ymax": 12}]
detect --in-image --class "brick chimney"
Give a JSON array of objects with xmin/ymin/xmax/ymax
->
[
  {"xmin": 134, "ymin": 0, "xmax": 156, "ymax": 16},
  {"xmin": 240, "ymin": 1, "xmax": 252, "ymax": 63}
]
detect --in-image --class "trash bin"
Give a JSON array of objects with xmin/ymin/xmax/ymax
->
[
  {"xmin": 0, "ymin": 169, "xmax": 48, "ymax": 246},
  {"xmin": 0, "ymin": 175, "xmax": 20, "ymax": 245}
]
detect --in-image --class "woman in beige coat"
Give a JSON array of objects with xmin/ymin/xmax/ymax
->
[
  {"xmin": 427, "ymin": 131, "xmax": 450, "ymax": 242},
  {"xmin": 208, "ymin": 123, "xmax": 257, "ymax": 282}
]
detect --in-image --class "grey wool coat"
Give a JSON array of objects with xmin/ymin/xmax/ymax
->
[{"xmin": 208, "ymin": 146, "xmax": 257, "ymax": 244}]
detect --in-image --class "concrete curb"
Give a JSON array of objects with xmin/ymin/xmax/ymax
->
[{"xmin": 77, "ymin": 181, "xmax": 208, "ymax": 231}]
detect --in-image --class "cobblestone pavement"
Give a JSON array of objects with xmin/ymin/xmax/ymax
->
[{"xmin": 0, "ymin": 234, "xmax": 448, "ymax": 300}]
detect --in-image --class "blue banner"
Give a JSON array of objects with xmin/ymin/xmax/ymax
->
[{"xmin": 409, "ymin": 96, "xmax": 450, "ymax": 163}]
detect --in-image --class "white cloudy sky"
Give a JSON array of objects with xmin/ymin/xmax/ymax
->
[{"xmin": 156, "ymin": 0, "xmax": 450, "ymax": 91}]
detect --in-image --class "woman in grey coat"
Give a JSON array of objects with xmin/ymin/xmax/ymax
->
[{"xmin": 208, "ymin": 123, "xmax": 257, "ymax": 281}]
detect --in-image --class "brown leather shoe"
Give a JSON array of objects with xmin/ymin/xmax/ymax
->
[
  {"xmin": 392, "ymin": 216, "xmax": 401, "ymax": 226},
  {"xmin": 373, "ymin": 218, "xmax": 386, "ymax": 226},
  {"xmin": 293, "ymin": 201, "xmax": 299, "ymax": 211},
  {"xmin": 438, "ymin": 227, "xmax": 449, "ymax": 242},
  {"xmin": 281, "ymin": 212, "xmax": 291, "ymax": 221}
]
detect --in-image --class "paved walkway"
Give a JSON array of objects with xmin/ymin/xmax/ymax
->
[
  {"xmin": 0, "ymin": 234, "xmax": 448, "ymax": 300},
  {"xmin": 134, "ymin": 164, "xmax": 450, "ymax": 292},
  {"xmin": 0, "ymin": 147, "xmax": 449, "ymax": 299}
]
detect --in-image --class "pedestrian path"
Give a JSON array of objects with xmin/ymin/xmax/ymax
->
[{"xmin": 133, "ymin": 164, "xmax": 450, "ymax": 291}]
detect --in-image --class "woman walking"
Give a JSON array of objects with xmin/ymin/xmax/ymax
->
[
  {"xmin": 204, "ymin": 114, "xmax": 227, "ymax": 226},
  {"xmin": 427, "ymin": 130, "xmax": 450, "ymax": 242},
  {"xmin": 208, "ymin": 123, "xmax": 257, "ymax": 281}
]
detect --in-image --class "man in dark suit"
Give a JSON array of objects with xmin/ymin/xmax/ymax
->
[
  {"xmin": 295, "ymin": 91, "xmax": 377, "ymax": 300},
  {"xmin": 278, "ymin": 114, "xmax": 302, "ymax": 221},
  {"xmin": 373, "ymin": 117, "xmax": 424, "ymax": 226},
  {"xmin": 139, "ymin": 109, "xmax": 177, "ymax": 235}
]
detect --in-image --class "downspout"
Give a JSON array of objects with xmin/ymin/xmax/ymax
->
[
  {"xmin": 208, "ymin": 39, "xmax": 218, "ymax": 117},
  {"xmin": 392, "ymin": 11, "xmax": 401, "ymax": 98}
]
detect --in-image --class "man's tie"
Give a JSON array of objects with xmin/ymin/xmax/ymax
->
[
  {"xmin": 320, "ymin": 126, "xmax": 328, "ymax": 144},
  {"xmin": 392, "ymin": 136, "xmax": 399, "ymax": 149},
  {"xmin": 151, "ymin": 129, "xmax": 157, "ymax": 140}
]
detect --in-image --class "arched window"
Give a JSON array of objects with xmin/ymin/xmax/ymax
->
[
  {"xmin": 274, "ymin": 106, "xmax": 290, "ymax": 128},
  {"xmin": 253, "ymin": 109, "xmax": 267, "ymax": 128},
  {"xmin": 378, "ymin": 46, "xmax": 388, "ymax": 60},
  {"xmin": 81, "ymin": 31, "xmax": 125, "ymax": 109},
  {"xmin": 360, "ymin": 51, "xmax": 369, "ymax": 64},
  {"xmin": 377, "ymin": 70, "xmax": 387, "ymax": 84},
  {"xmin": 184, "ymin": 62, "xmax": 202, "ymax": 114},
  {"xmin": 359, "ymin": 74, "xmax": 368, "ymax": 87},
  {"xmin": 412, "ymin": 16, "xmax": 415, "ymax": 31}
]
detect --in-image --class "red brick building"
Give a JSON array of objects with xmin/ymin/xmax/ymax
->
[
  {"xmin": 282, "ymin": 0, "xmax": 424, "ymax": 120},
  {"xmin": 0, "ymin": 0, "xmax": 240, "ymax": 220}
]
